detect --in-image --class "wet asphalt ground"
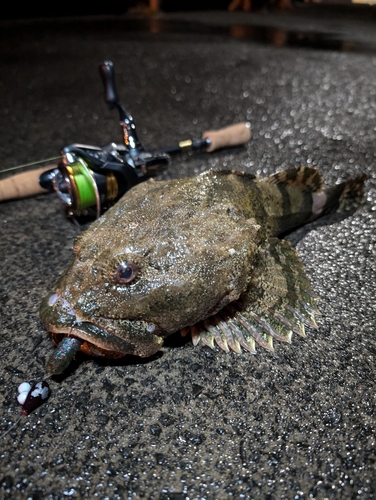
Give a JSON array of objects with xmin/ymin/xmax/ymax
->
[{"xmin": 0, "ymin": 5, "xmax": 375, "ymax": 499}]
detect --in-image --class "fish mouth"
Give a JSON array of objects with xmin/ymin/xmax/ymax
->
[
  {"xmin": 40, "ymin": 292, "xmax": 164, "ymax": 361},
  {"xmin": 46, "ymin": 322, "xmax": 137, "ymax": 359}
]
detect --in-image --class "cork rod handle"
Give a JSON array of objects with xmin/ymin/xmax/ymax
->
[
  {"xmin": 202, "ymin": 122, "xmax": 252, "ymax": 152},
  {"xmin": 0, "ymin": 165, "xmax": 55, "ymax": 202}
]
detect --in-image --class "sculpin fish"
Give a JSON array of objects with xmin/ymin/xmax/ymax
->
[{"xmin": 40, "ymin": 167, "xmax": 366, "ymax": 374}]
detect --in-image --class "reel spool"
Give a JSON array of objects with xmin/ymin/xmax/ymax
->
[{"xmin": 53, "ymin": 158, "xmax": 117, "ymax": 219}]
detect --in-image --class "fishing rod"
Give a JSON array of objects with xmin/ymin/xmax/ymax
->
[{"xmin": 0, "ymin": 61, "xmax": 252, "ymax": 220}]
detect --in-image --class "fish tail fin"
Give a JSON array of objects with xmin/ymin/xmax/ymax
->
[
  {"xmin": 262, "ymin": 167, "xmax": 367, "ymax": 233},
  {"xmin": 318, "ymin": 173, "xmax": 368, "ymax": 215},
  {"xmin": 262, "ymin": 166, "xmax": 325, "ymax": 233}
]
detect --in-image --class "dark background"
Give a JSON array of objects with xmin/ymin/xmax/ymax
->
[
  {"xmin": 0, "ymin": 0, "xmax": 367, "ymax": 20},
  {"xmin": 1, "ymin": 0, "xmax": 229, "ymax": 20}
]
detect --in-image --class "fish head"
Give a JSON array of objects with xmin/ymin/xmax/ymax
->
[{"xmin": 40, "ymin": 178, "xmax": 260, "ymax": 360}]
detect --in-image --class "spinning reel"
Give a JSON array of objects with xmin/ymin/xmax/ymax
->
[{"xmin": 1, "ymin": 61, "xmax": 251, "ymax": 219}]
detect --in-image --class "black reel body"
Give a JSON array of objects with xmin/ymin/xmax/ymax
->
[
  {"xmin": 39, "ymin": 60, "xmax": 209, "ymax": 219},
  {"xmin": 51, "ymin": 143, "xmax": 168, "ymax": 218}
]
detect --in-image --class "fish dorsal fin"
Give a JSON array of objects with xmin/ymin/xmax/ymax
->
[
  {"xmin": 200, "ymin": 168, "xmax": 257, "ymax": 182},
  {"xmin": 265, "ymin": 166, "xmax": 324, "ymax": 193}
]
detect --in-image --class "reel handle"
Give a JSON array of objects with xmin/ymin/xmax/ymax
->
[
  {"xmin": 98, "ymin": 60, "xmax": 120, "ymax": 109},
  {"xmin": 99, "ymin": 61, "xmax": 142, "ymax": 151}
]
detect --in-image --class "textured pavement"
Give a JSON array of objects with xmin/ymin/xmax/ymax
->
[{"xmin": 0, "ymin": 7, "xmax": 375, "ymax": 499}]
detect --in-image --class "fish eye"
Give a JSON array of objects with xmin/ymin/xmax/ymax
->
[{"xmin": 113, "ymin": 261, "xmax": 139, "ymax": 284}]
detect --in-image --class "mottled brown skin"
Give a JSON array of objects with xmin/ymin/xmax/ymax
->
[{"xmin": 40, "ymin": 168, "xmax": 366, "ymax": 360}]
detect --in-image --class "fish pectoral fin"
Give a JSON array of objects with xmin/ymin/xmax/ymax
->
[{"xmin": 190, "ymin": 238, "xmax": 319, "ymax": 354}]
